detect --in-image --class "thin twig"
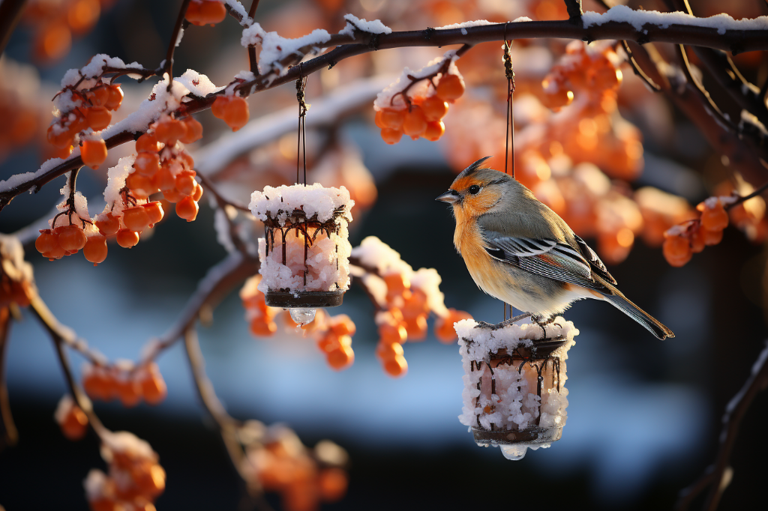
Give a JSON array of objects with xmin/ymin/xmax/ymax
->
[
  {"xmin": 183, "ymin": 327, "xmax": 274, "ymax": 510},
  {"xmin": 0, "ymin": 307, "xmax": 17, "ymax": 451},
  {"xmin": 0, "ymin": 0, "xmax": 27, "ymax": 57},
  {"xmin": 248, "ymin": 0, "xmax": 261, "ymax": 74},
  {"xmin": 28, "ymin": 292, "xmax": 107, "ymax": 437},
  {"xmin": 165, "ymin": 0, "xmax": 193, "ymax": 92},
  {"xmin": 676, "ymin": 343, "xmax": 768, "ymax": 511}
]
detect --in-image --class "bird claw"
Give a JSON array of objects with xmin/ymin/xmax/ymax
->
[{"xmin": 476, "ymin": 313, "xmax": 532, "ymax": 330}]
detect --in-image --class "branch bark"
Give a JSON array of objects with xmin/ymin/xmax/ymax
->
[{"xmin": 0, "ymin": 307, "xmax": 17, "ymax": 451}]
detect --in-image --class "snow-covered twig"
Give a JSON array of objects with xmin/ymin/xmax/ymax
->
[
  {"xmin": 676, "ymin": 343, "xmax": 768, "ymax": 511},
  {"xmin": 164, "ymin": 0, "xmax": 193, "ymax": 92}
]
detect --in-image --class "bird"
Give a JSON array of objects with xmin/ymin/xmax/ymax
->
[{"xmin": 436, "ymin": 157, "xmax": 674, "ymax": 340}]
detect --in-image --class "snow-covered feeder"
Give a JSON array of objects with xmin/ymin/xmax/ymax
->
[
  {"xmin": 250, "ymin": 184, "xmax": 354, "ymax": 318},
  {"xmin": 457, "ymin": 317, "xmax": 578, "ymax": 460}
]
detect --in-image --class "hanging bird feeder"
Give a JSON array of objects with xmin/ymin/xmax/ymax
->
[
  {"xmin": 456, "ymin": 317, "xmax": 578, "ymax": 460},
  {"xmin": 250, "ymin": 183, "xmax": 354, "ymax": 324}
]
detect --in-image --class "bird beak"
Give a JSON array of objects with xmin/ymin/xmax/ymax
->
[{"xmin": 436, "ymin": 190, "xmax": 460, "ymax": 204}]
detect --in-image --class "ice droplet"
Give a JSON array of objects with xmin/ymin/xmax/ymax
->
[
  {"xmin": 289, "ymin": 308, "xmax": 316, "ymax": 325},
  {"xmin": 500, "ymin": 445, "xmax": 528, "ymax": 461}
]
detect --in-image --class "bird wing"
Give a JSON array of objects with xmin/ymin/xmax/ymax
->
[
  {"xmin": 572, "ymin": 234, "xmax": 617, "ymax": 285},
  {"xmin": 482, "ymin": 234, "xmax": 609, "ymax": 292}
]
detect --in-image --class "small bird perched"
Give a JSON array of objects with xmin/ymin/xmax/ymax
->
[{"xmin": 437, "ymin": 157, "xmax": 674, "ymax": 340}]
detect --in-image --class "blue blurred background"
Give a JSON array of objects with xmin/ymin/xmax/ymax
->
[{"xmin": 1, "ymin": 1, "xmax": 768, "ymax": 510}]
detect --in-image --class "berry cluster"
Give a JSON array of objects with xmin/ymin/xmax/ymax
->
[
  {"xmin": 128, "ymin": 116, "xmax": 204, "ymax": 220},
  {"xmin": 55, "ymin": 395, "xmax": 89, "ymax": 441},
  {"xmin": 82, "ymin": 361, "xmax": 168, "ymax": 408},
  {"xmin": 0, "ymin": 60, "xmax": 41, "ymax": 164},
  {"xmin": 374, "ymin": 58, "xmax": 465, "ymax": 145},
  {"xmin": 85, "ymin": 432, "xmax": 165, "ymax": 511},
  {"xmin": 240, "ymin": 275, "xmax": 359, "ymax": 372},
  {"xmin": 47, "ymin": 81, "xmax": 123, "ymax": 164},
  {"xmin": 247, "ymin": 430, "xmax": 348, "ymax": 511},
  {"xmin": 186, "ymin": 0, "xmax": 227, "ymax": 27},
  {"xmin": 663, "ymin": 197, "xmax": 733, "ymax": 267},
  {"xmin": 716, "ymin": 179, "xmax": 768, "ymax": 244},
  {"xmin": 0, "ymin": 263, "xmax": 32, "ymax": 310},
  {"xmin": 212, "ymin": 94, "xmax": 250, "ymax": 132},
  {"xmin": 374, "ymin": 271, "xmax": 471, "ymax": 377}
]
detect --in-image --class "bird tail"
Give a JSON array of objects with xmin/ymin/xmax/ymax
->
[{"xmin": 602, "ymin": 291, "xmax": 675, "ymax": 340}]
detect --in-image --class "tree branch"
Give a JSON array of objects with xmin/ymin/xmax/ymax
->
[
  {"xmin": 676, "ymin": 343, "xmax": 768, "ymax": 511},
  {"xmin": 563, "ymin": 0, "xmax": 583, "ymax": 22},
  {"xmin": 5, "ymin": 14, "xmax": 768, "ymax": 211},
  {"xmin": 146, "ymin": 252, "xmax": 259, "ymax": 360},
  {"xmin": 248, "ymin": 0, "xmax": 261, "ymax": 74}
]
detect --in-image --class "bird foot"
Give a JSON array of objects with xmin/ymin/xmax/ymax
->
[
  {"xmin": 531, "ymin": 315, "xmax": 562, "ymax": 339},
  {"xmin": 476, "ymin": 313, "xmax": 532, "ymax": 330}
]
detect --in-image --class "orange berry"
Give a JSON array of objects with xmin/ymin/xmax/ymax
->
[
  {"xmin": 421, "ymin": 96, "xmax": 448, "ymax": 121},
  {"xmin": 211, "ymin": 96, "xmax": 230, "ymax": 119},
  {"xmin": 223, "ymin": 96, "xmax": 249, "ymax": 131},
  {"xmin": 116, "ymin": 376, "xmax": 141, "ymax": 407},
  {"xmin": 85, "ymin": 106, "xmax": 112, "ymax": 131},
  {"xmin": 132, "ymin": 461, "xmax": 166, "ymax": 497},
  {"xmin": 702, "ymin": 226, "xmax": 723, "ymax": 246},
  {"xmin": 329, "ymin": 315, "xmax": 356, "ymax": 336},
  {"xmin": 162, "ymin": 188, "xmax": 183, "ymax": 203},
  {"xmin": 317, "ymin": 332, "xmax": 339, "ymax": 353},
  {"xmin": 123, "ymin": 206, "xmax": 151, "ymax": 232},
  {"xmin": 383, "ymin": 273, "xmax": 410, "ymax": 297},
  {"xmin": 155, "ymin": 119, "xmax": 187, "ymax": 145},
  {"xmin": 96, "ymin": 213, "xmax": 120, "ymax": 236},
  {"xmin": 60, "ymin": 403, "xmax": 89, "ymax": 440},
  {"xmin": 144, "ymin": 201, "xmax": 165, "ymax": 226},
  {"xmin": 436, "ymin": 74, "xmax": 465, "ymax": 101},
  {"xmin": 375, "ymin": 340, "xmax": 404, "ymax": 360},
  {"xmin": 179, "ymin": 117, "xmax": 203, "ymax": 144},
  {"xmin": 378, "ymin": 322, "xmax": 407, "ymax": 344},
  {"xmin": 191, "ymin": 182, "xmax": 204, "ymax": 201},
  {"xmin": 380, "ymin": 128, "xmax": 402, "ymax": 145},
  {"xmin": 153, "ymin": 165, "xmax": 176, "ymax": 192},
  {"xmin": 381, "ymin": 109, "xmax": 405, "ymax": 129},
  {"xmin": 86, "ymin": 85, "xmax": 110, "ymax": 107},
  {"xmin": 81, "ymin": 139, "xmax": 108, "ymax": 169},
  {"xmin": 35, "ymin": 229, "xmax": 59, "ymax": 256},
  {"xmin": 175, "ymin": 196, "xmax": 199, "ymax": 222},
  {"xmin": 374, "ymin": 110, "xmax": 387, "ymax": 129},
  {"xmin": 402, "ymin": 106, "xmax": 427, "ymax": 137},
  {"xmin": 383, "ymin": 355, "xmax": 408, "ymax": 377},
  {"xmin": 327, "ymin": 344, "xmax": 354, "ymax": 371},
  {"xmin": 690, "ymin": 226, "xmax": 705, "ymax": 253},
  {"xmin": 250, "ymin": 317, "xmax": 277, "ymax": 337},
  {"xmin": 83, "ymin": 236, "xmax": 108, "ymax": 265},
  {"xmin": 126, "ymin": 172, "xmax": 157, "ymax": 198},
  {"xmin": 663, "ymin": 234, "xmax": 692, "ymax": 267},
  {"xmin": 141, "ymin": 364, "xmax": 167, "ymax": 405},
  {"xmin": 175, "ymin": 172, "xmax": 197, "ymax": 196},
  {"xmin": 422, "ymin": 121, "xmax": 445, "ymax": 141},
  {"xmin": 47, "ymin": 124, "xmax": 74, "ymax": 148},
  {"xmin": 134, "ymin": 152, "xmax": 160, "ymax": 176},
  {"xmin": 404, "ymin": 313, "xmax": 428, "ymax": 341},
  {"xmin": 83, "ymin": 366, "xmax": 114, "ymax": 401},
  {"xmin": 435, "ymin": 309, "xmax": 472, "ymax": 343},
  {"xmin": 540, "ymin": 79, "xmax": 574, "ymax": 111},
  {"xmin": 318, "ymin": 468, "xmax": 348, "ymax": 502},
  {"xmin": 700, "ymin": 200, "xmax": 729, "ymax": 231},
  {"xmin": 136, "ymin": 133, "xmax": 159, "ymax": 153},
  {"xmin": 116, "ymin": 229, "xmax": 140, "ymax": 249},
  {"xmin": 179, "ymin": 150, "xmax": 195, "ymax": 169},
  {"xmin": 57, "ymin": 224, "xmax": 87, "ymax": 252},
  {"xmin": 105, "ymin": 84, "xmax": 123, "ymax": 110}
]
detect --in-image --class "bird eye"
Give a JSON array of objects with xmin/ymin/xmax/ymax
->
[{"xmin": 469, "ymin": 185, "xmax": 481, "ymax": 195}]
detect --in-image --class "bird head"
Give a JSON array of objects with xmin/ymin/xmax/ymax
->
[{"xmin": 436, "ymin": 157, "xmax": 512, "ymax": 219}]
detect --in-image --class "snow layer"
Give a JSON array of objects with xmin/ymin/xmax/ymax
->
[
  {"xmin": 583, "ymin": 5, "xmax": 768, "ymax": 35},
  {"xmin": 339, "ymin": 14, "xmax": 392, "ymax": 38},
  {"xmin": 457, "ymin": 317, "xmax": 577, "ymax": 442},
  {"xmin": 241, "ymin": 23, "xmax": 331, "ymax": 75},
  {"xmin": 249, "ymin": 183, "xmax": 353, "ymax": 224}
]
